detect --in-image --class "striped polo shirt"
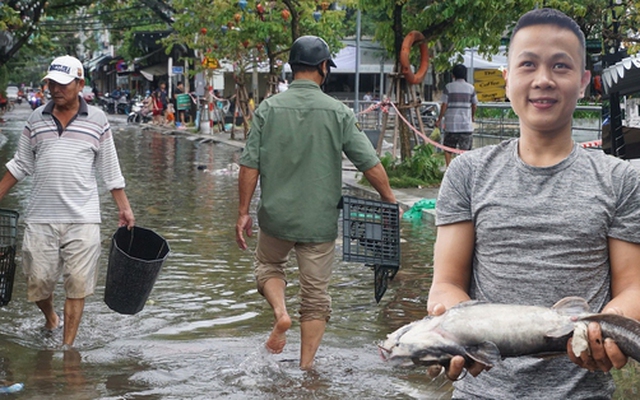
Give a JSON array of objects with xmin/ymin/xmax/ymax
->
[
  {"xmin": 6, "ymin": 97, "xmax": 125, "ymax": 223},
  {"xmin": 441, "ymin": 79, "xmax": 478, "ymax": 133}
]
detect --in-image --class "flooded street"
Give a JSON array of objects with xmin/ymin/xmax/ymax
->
[
  {"xmin": 0, "ymin": 104, "xmax": 638, "ymax": 399},
  {"xmin": 0, "ymin": 104, "xmax": 449, "ymax": 399}
]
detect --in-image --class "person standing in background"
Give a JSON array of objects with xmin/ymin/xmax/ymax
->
[{"xmin": 436, "ymin": 64, "xmax": 478, "ymax": 167}]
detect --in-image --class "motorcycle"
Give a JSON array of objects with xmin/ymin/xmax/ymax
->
[
  {"xmin": 115, "ymin": 94, "xmax": 130, "ymax": 115},
  {"xmin": 99, "ymin": 94, "xmax": 115, "ymax": 114},
  {"xmin": 28, "ymin": 94, "xmax": 42, "ymax": 110},
  {"xmin": 127, "ymin": 96, "xmax": 151, "ymax": 124}
]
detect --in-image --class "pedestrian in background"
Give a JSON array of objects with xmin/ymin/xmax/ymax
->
[
  {"xmin": 0, "ymin": 55, "xmax": 135, "ymax": 347},
  {"xmin": 436, "ymin": 64, "xmax": 478, "ymax": 167},
  {"xmin": 173, "ymin": 81, "xmax": 187, "ymax": 128},
  {"xmin": 156, "ymin": 81, "xmax": 168, "ymax": 125},
  {"xmin": 427, "ymin": 9, "xmax": 640, "ymax": 398},
  {"xmin": 235, "ymin": 36, "xmax": 397, "ymax": 370}
]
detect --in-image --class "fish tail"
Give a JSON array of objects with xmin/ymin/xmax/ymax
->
[{"xmin": 580, "ymin": 313, "xmax": 640, "ymax": 363}]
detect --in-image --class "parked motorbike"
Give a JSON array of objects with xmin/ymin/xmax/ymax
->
[
  {"xmin": 420, "ymin": 102, "xmax": 439, "ymax": 129},
  {"xmin": 99, "ymin": 94, "xmax": 115, "ymax": 114},
  {"xmin": 28, "ymin": 94, "xmax": 42, "ymax": 110},
  {"xmin": 127, "ymin": 97, "xmax": 151, "ymax": 124},
  {"xmin": 115, "ymin": 94, "xmax": 130, "ymax": 115}
]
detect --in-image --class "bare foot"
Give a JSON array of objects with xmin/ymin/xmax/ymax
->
[
  {"xmin": 44, "ymin": 312, "xmax": 62, "ymax": 331},
  {"xmin": 265, "ymin": 314, "xmax": 292, "ymax": 354}
]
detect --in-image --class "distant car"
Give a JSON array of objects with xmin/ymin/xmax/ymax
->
[
  {"xmin": 81, "ymin": 86, "xmax": 95, "ymax": 103},
  {"xmin": 5, "ymin": 86, "xmax": 19, "ymax": 102}
]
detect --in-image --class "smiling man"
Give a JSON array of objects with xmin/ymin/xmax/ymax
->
[
  {"xmin": 426, "ymin": 8, "xmax": 640, "ymax": 399},
  {"xmin": 0, "ymin": 55, "xmax": 135, "ymax": 347}
]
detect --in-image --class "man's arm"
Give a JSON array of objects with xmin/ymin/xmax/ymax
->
[
  {"xmin": 0, "ymin": 171, "xmax": 18, "ymax": 201},
  {"xmin": 110, "ymin": 188, "xmax": 135, "ymax": 229},
  {"xmin": 568, "ymin": 237, "xmax": 640, "ymax": 371},
  {"xmin": 235, "ymin": 165, "xmax": 259, "ymax": 250},
  {"xmin": 362, "ymin": 162, "xmax": 396, "ymax": 204},
  {"xmin": 427, "ymin": 221, "xmax": 474, "ymax": 312},
  {"xmin": 436, "ymin": 103, "xmax": 448, "ymax": 127},
  {"xmin": 427, "ymin": 221, "xmax": 487, "ymax": 379}
]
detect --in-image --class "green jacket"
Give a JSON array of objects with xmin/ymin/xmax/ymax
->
[{"xmin": 240, "ymin": 79, "xmax": 379, "ymax": 242}]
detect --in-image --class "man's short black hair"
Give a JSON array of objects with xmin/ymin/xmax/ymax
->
[
  {"xmin": 510, "ymin": 8, "xmax": 586, "ymax": 68},
  {"xmin": 291, "ymin": 63, "xmax": 319, "ymax": 75},
  {"xmin": 452, "ymin": 64, "xmax": 467, "ymax": 80}
]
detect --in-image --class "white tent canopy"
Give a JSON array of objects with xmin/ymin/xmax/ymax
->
[
  {"xmin": 455, "ymin": 47, "xmax": 508, "ymax": 83},
  {"xmin": 602, "ymin": 54, "xmax": 640, "ymax": 96},
  {"xmin": 283, "ymin": 40, "xmax": 394, "ymax": 74}
]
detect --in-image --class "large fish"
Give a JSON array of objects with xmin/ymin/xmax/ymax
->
[{"xmin": 380, "ymin": 296, "xmax": 640, "ymax": 368}]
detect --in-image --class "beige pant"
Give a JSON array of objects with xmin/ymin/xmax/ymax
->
[
  {"xmin": 254, "ymin": 230, "xmax": 334, "ymax": 322},
  {"xmin": 22, "ymin": 223, "xmax": 101, "ymax": 302}
]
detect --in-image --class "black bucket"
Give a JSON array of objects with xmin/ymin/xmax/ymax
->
[{"xmin": 104, "ymin": 226, "xmax": 170, "ymax": 315}]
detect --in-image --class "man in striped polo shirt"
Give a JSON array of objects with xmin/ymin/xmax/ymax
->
[
  {"xmin": 436, "ymin": 64, "xmax": 478, "ymax": 167},
  {"xmin": 0, "ymin": 55, "xmax": 135, "ymax": 347}
]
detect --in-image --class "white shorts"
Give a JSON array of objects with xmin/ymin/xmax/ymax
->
[{"xmin": 22, "ymin": 223, "xmax": 101, "ymax": 301}]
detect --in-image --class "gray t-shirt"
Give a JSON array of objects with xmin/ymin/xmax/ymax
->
[
  {"xmin": 441, "ymin": 79, "xmax": 478, "ymax": 133},
  {"xmin": 436, "ymin": 138, "xmax": 640, "ymax": 399}
]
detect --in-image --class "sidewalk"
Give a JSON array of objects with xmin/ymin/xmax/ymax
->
[{"xmin": 144, "ymin": 124, "xmax": 439, "ymax": 222}]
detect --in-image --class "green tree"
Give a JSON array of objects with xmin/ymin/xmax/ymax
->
[{"xmin": 167, "ymin": 0, "xmax": 352, "ymax": 136}]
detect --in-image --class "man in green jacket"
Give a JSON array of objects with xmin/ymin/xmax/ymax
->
[{"xmin": 235, "ymin": 36, "xmax": 396, "ymax": 370}]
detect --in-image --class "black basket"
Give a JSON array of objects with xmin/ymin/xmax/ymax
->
[
  {"xmin": 340, "ymin": 196, "xmax": 400, "ymax": 267},
  {"xmin": 0, "ymin": 209, "xmax": 19, "ymax": 307},
  {"xmin": 104, "ymin": 226, "xmax": 170, "ymax": 315}
]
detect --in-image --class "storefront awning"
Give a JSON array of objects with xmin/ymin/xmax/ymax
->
[
  {"xmin": 140, "ymin": 64, "xmax": 167, "ymax": 81},
  {"xmin": 86, "ymin": 54, "xmax": 113, "ymax": 72},
  {"xmin": 602, "ymin": 54, "xmax": 640, "ymax": 96}
]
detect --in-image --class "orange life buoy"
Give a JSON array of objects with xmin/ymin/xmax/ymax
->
[{"xmin": 400, "ymin": 31, "xmax": 429, "ymax": 85}]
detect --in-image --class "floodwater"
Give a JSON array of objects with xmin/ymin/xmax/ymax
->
[
  {"xmin": 0, "ymin": 104, "xmax": 638, "ymax": 399},
  {"xmin": 0, "ymin": 105, "xmax": 448, "ymax": 399}
]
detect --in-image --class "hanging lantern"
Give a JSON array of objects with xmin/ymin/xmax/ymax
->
[
  {"xmin": 234, "ymin": 13, "xmax": 242, "ymax": 23},
  {"xmin": 238, "ymin": 0, "xmax": 247, "ymax": 11},
  {"xmin": 281, "ymin": 9, "xmax": 290, "ymax": 21},
  {"xmin": 321, "ymin": 2, "xmax": 329, "ymax": 11},
  {"xmin": 313, "ymin": 11, "xmax": 321, "ymax": 22}
]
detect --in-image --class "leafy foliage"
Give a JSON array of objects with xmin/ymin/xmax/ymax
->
[
  {"xmin": 167, "ymin": 0, "xmax": 352, "ymax": 78},
  {"xmin": 367, "ymin": 144, "xmax": 444, "ymax": 188}
]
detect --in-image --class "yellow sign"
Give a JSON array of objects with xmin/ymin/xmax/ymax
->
[
  {"xmin": 474, "ymin": 69, "xmax": 503, "ymax": 81},
  {"xmin": 202, "ymin": 57, "xmax": 219, "ymax": 69},
  {"xmin": 475, "ymin": 79, "xmax": 504, "ymax": 90},
  {"xmin": 477, "ymin": 88, "xmax": 506, "ymax": 102},
  {"xmin": 474, "ymin": 69, "xmax": 506, "ymax": 102}
]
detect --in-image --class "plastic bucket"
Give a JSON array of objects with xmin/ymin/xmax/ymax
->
[{"xmin": 104, "ymin": 226, "xmax": 170, "ymax": 315}]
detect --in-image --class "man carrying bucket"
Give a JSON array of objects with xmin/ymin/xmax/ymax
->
[{"xmin": 0, "ymin": 55, "xmax": 135, "ymax": 347}]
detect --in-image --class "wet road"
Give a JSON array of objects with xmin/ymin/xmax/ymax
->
[{"xmin": 0, "ymin": 104, "xmax": 449, "ymax": 399}]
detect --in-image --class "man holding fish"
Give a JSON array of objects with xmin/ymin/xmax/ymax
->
[{"xmin": 425, "ymin": 8, "xmax": 640, "ymax": 398}]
